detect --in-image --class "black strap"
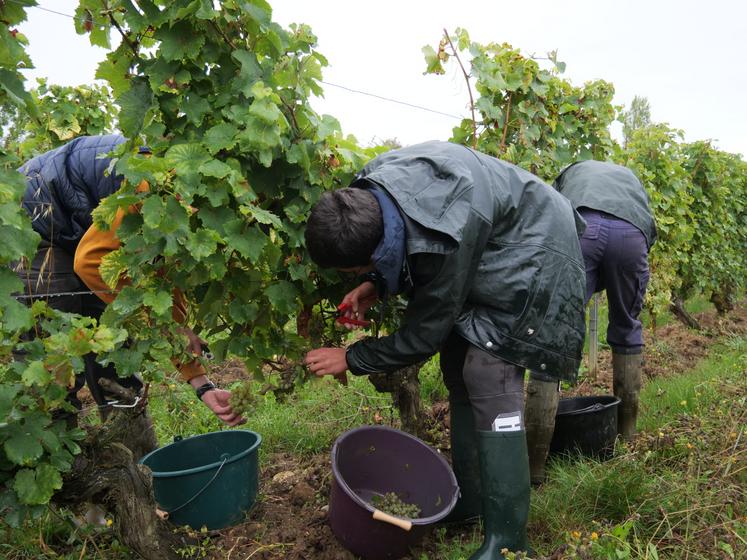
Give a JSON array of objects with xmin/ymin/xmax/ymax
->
[{"xmin": 195, "ymin": 382, "xmax": 216, "ymax": 399}]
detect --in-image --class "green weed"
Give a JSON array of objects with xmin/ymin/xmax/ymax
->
[
  {"xmin": 0, "ymin": 508, "xmax": 132, "ymax": 560},
  {"xmin": 228, "ymin": 375, "xmax": 393, "ymax": 455},
  {"xmin": 419, "ymin": 354, "xmax": 449, "ymax": 404}
]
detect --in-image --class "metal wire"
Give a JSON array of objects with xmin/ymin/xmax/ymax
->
[
  {"xmin": 21, "ymin": 2, "xmax": 78, "ymax": 20},
  {"xmin": 102, "ymin": 396, "xmax": 142, "ymax": 409},
  {"xmin": 320, "ymin": 80, "xmax": 463, "ymax": 120},
  {"xmin": 13, "ymin": 289, "xmax": 116, "ymax": 300}
]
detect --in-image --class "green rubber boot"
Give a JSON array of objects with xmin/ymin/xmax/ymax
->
[
  {"xmin": 524, "ymin": 376, "xmax": 560, "ymax": 485},
  {"xmin": 444, "ymin": 398, "xmax": 483, "ymax": 523},
  {"xmin": 468, "ymin": 430, "xmax": 531, "ymax": 558},
  {"xmin": 612, "ymin": 352, "xmax": 643, "ymax": 440}
]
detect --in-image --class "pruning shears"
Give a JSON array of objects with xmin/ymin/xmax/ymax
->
[
  {"xmin": 200, "ymin": 342, "xmax": 214, "ymax": 361},
  {"xmin": 335, "ymin": 302, "xmax": 371, "ymax": 328}
]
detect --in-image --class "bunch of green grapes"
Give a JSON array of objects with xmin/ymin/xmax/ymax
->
[
  {"xmin": 228, "ymin": 382, "xmax": 256, "ymax": 416},
  {"xmin": 371, "ymin": 492, "xmax": 421, "ymax": 519}
]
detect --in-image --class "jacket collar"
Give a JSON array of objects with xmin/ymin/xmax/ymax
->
[{"xmin": 367, "ymin": 186, "xmax": 406, "ymax": 296}]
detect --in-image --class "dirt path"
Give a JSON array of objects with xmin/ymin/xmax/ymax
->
[{"xmin": 568, "ymin": 304, "xmax": 747, "ymax": 398}]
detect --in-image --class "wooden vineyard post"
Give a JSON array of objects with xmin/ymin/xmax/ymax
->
[{"xmin": 588, "ymin": 293, "xmax": 599, "ymax": 381}]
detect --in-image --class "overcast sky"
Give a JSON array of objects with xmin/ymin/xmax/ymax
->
[{"xmin": 18, "ymin": 0, "xmax": 747, "ymax": 158}]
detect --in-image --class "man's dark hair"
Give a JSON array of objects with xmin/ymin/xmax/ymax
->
[{"xmin": 305, "ymin": 187, "xmax": 383, "ymax": 268}]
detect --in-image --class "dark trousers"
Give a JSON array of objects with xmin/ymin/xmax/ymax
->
[
  {"xmin": 579, "ymin": 209, "xmax": 650, "ymax": 353},
  {"xmin": 440, "ymin": 332, "xmax": 525, "ymax": 431},
  {"xmin": 15, "ymin": 244, "xmax": 141, "ymax": 408}
]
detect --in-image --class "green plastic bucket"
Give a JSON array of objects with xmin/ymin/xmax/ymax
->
[{"xmin": 139, "ymin": 430, "xmax": 261, "ymax": 530}]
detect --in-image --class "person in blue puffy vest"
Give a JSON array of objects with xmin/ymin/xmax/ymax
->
[{"xmin": 15, "ymin": 135, "xmax": 242, "ymax": 426}]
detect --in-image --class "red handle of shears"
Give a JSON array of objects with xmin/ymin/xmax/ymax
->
[{"xmin": 336, "ymin": 303, "xmax": 371, "ymax": 327}]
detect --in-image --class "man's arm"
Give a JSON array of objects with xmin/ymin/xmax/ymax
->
[
  {"xmin": 306, "ymin": 250, "xmax": 476, "ymax": 378},
  {"xmin": 345, "ymin": 248, "xmax": 478, "ymax": 375},
  {"xmin": 73, "ymin": 207, "xmax": 124, "ymax": 304},
  {"xmin": 73, "ymin": 192, "xmax": 243, "ymax": 426}
]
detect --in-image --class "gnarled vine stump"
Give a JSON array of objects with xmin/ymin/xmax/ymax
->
[
  {"xmin": 710, "ymin": 287, "xmax": 736, "ymax": 316},
  {"xmin": 670, "ymin": 296, "xmax": 701, "ymax": 330},
  {"xmin": 54, "ymin": 380, "xmax": 193, "ymax": 560},
  {"xmin": 369, "ymin": 361, "xmax": 427, "ymax": 439}
]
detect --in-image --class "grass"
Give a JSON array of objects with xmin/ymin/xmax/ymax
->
[
  {"xmin": 418, "ymin": 525, "xmax": 484, "ymax": 560},
  {"xmin": 419, "ymin": 354, "xmax": 449, "ymax": 403},
  {"xmin": 0, "ymin": 508, "xmax": 132, "ymax": 560},
  {"xmin": 408, "ymin": 333, "xmax": 746, "ymax": 559},
  {"xmin": 229, "ymin": 375, "xmax": 393, "ymax": 455},
  {"xmin": 638, "ymin": 333, "xmax": 747, "ymax": 431},
  {"xmin": 3, "ymin": 301, "xmax": 745, "ymax": 559},
  {"xmin": 526, "ymin": 334, "xmax": 747, "ymax": 559},
  {"xmin": 148, "ymin": 372, "xmax": 395, "ymax": 456}
]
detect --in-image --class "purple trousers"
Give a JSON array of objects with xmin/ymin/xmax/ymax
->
[{"xmin": 579, "ymin": 209, "xmax": 650, "ymax": 354}]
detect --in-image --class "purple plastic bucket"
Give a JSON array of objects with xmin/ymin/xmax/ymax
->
[{"xmin": 329, "ymin": 425, "xmax": 459, "ymax": 560}]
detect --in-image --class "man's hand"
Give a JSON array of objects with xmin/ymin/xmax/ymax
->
[
  {"xmin": 304, "ymin": 347, "xmax": 349, "ymax": 385},
  {"xmin": 189, "ymin": 374, "xmax": 245, "ymax": 426},
  {"xmin": 200, "ymin": 389, "xmax": 245, "ymax": 426},
  {"xmin": 338, "ymin": 281, "xmax": 378, "ymax": 330}
]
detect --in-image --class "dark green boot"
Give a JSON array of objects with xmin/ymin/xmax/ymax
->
[
  {"xmin": 468, "ymin": 430, "xmax": 530, "ymax": 558},
  {"xmin": 524, "ymin": 376, "xmax": 559, "ymax": 485},
  {"xmin": 612, "ymin": 352, "xmax": 643, "ymax": 440},
  {"xmin": 444, "ymin": 398, "xmax": 483, "ymax": 522}
]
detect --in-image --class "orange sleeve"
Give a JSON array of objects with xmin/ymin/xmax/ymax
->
[
  {"xmin": 73, "ymin": 208, "xmax": 125, "ymax": 304},
  {"xmin": 74, "ymin": 181, "xmax": 204, "ymax": 381},
  {"xmin": 74, "ymin": 215, "xmax": 189, "ymax": 319}
]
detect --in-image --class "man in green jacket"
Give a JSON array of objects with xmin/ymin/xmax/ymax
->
[
  {"xmin": 304, "ymin": 141, "xmax": 586, "ymax": 557},
  {"xmin": 525, "ymin": 160, "xmax": 656, "ymax": 484}
]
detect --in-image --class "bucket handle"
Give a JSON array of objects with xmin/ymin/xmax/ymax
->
[
  {"xmin": 166, "ymin": 456, "xmax": 228, "ymax": 515},
  {"xmin": 576, "ymin": 403, "xmax": 606, "ymax": 414},
  {"xmin": 372, "ymin": 509, "xmax": 413, "ymax": 531}
]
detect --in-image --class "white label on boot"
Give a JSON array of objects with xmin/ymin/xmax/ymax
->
[{"xmin": 492, "ymin": 412, "xmax": 522, "ymax": 432}]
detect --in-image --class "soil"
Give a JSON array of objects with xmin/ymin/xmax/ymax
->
[
  {"xmin": 201, "ymin": 304, "xmax": 747, "ymax": 560},
  {"xmin": 211, "ymin": 453, "xmax": 353, "ymax": 560},
  {"xmin": 567, "ymin": 304, "xmax": 747, "ymax": 398},
  {"xmin": 205, "ymin": 408, "xmax": 453, "ymax": 560}
]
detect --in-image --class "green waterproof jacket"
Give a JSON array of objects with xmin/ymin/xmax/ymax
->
[
  {"xmin": 554, "ymin": 160, "xmax": 657, "ymax": 247},
  {"xmin": 345, "ymin": 141, "xmax": 587, "ymax": 381}
]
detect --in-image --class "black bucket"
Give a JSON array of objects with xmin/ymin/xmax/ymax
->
[{"xmin": 549, "ymin": 395, "xmax": 621, "ymax": 460}]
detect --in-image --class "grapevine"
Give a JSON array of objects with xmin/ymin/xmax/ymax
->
[
  {"xmin": 426, "ymin": 30, "xmax": 746, "ymax": 323},
  {"xmin": 424, "ymin": 29, "xmax": 616, "ymax": 182}
]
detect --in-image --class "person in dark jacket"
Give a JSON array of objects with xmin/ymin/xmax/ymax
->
[
  {"xmin": 525, "ymin": 160, "xmax": 656, "ymax": 483},
  {"xmin": 559, "ymin": 161, "xmax": 655, "ymax": 434},
  {"xmin": 15, "ymin": 135, "xmax": 242, "ymax": 426},
  {"xmin": 303, "ymin": 141, "xmax": 586, "ymax": 557}
]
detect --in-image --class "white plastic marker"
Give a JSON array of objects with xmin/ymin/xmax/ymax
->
[{"xmin": 492, "ymin": 413, "xmax": 522, "ymax": 432}]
